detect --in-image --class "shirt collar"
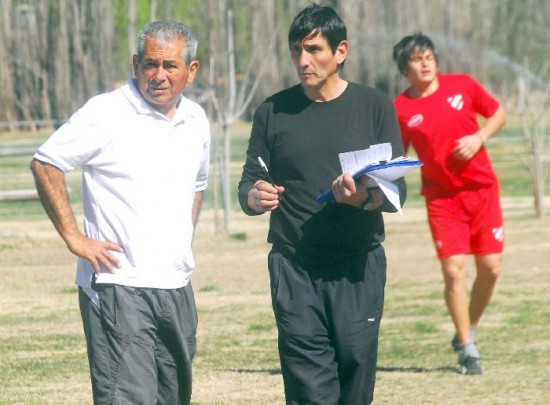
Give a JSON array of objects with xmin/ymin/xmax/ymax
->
[{"xmin": 121, "ymin": 79, "xmax": 189, "ymax": 124}]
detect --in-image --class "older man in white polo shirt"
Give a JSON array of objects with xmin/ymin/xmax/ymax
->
[{"xmin": 31, "ymin": 20, "xmax": 210, "ymax": 404}]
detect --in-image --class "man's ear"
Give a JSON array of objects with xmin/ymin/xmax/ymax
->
[
  {"xmin": 335, "ymin": 40, "xmax": 349, "ymax": 66},
  {"xmin": 187, "ymin": 60, "xmax": 200, "ymax": 84},
  {"xmin": 132, "ymin": 55, "xmax": 139, "ymax": 76}
]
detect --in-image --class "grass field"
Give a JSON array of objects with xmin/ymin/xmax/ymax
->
[{"xmin": 1, "ymin": 123, "xmax": 549, "ymax": 404}]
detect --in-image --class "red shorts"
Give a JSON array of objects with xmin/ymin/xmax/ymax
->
[{"xmin": 426, "ymin": 186, "xmax": 504, "ymax": 259}]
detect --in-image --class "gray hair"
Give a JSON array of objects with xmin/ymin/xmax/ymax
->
[{"xmin": 137, "ymin": 20, "xmax": 198, "ymax": 66}]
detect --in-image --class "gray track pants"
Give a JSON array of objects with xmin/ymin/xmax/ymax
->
[{"xmin": 79, "ymin": 283, "xmax": 197, "ymax": 405}]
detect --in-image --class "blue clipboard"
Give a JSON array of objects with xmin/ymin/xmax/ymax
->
[{"xmin": 316, "ymin": 159, "xmax": 422, "ymax": 203}]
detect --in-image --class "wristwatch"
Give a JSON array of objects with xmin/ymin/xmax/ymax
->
[{"xmin": 360, "ymin": 191, "xmax": 374, "ymax": 210}]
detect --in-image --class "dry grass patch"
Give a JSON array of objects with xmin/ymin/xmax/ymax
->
[{"xmin": 1, "ymin": 201, "xmax": 550, "ymax": 404}]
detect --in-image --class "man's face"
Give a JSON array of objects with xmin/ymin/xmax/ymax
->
[
  {"xmin": 290, "ymin": 33, "xmax": 347, "ymax": 93},
  {"xmin": 404, "ymin": 48, "xmax": 438, "ymax": 86},
  {"xmin": 133, "ymin": 37, "xmax": 199, "ymax": 117}
]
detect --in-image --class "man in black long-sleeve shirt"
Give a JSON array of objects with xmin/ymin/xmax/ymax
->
[{"xmin": 238, "ymin": 4, "xmax": 406, "ymax": 404}]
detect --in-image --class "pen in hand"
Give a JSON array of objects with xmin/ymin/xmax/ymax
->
[{"xmin": 257, "ymin": 156, "xmax": 282, "ymax": 200}]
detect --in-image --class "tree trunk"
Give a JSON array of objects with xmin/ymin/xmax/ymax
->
[
  {"xmin": 128, "ymin": 0, "xmax": 137, "ymax": 59},
  {"xmin": 0, "ymin": 0, "xmax": 15, "ymax": 127},
  {"xmin": 518, "ymin": 71, "xmax": 548, "ymax": 220}
]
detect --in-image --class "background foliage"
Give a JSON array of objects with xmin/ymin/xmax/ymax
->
[{"xmin": 1, "ymin": 0, "xmax": 548, "ymax": 127}]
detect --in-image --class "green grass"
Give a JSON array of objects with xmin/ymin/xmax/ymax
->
[
  {"xmin": 3, "ymin": 121, "xmax": 548, "ymax": 219},
  {"xmin": 0, "ymin": 200, "xmax": 46, "ymax": 221},
  {"xmin": 2, "ymin": 203, "xmax": 550, "ymax": 403},
  {"xmin": 1, "ymin": 121, "xmax": 550, "ymax": 404}
]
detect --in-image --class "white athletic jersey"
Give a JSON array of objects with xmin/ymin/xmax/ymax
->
[{"xmin": 34, "ymin": 79, "xmax": 210, "ymax": 292}]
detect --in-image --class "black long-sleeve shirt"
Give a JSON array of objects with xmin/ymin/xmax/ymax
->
[{"xmin": 238, "ymin": 82, "xmax": 406, "ymax": 266}]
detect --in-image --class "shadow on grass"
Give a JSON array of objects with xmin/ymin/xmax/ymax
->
[
  {"xmin": 228, "ymin": 366, "xmax": 458, "ymax": 375},
  {"xmin": 377, "ymin": 365, "xmax": 457, "ymax": 374},
  {"xmin": 228, "ymin": 368, "xmax": 282, "ymax": 375}
]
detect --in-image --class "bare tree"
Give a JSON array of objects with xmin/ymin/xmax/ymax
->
[
  {"xmin": 206, "ymin": 0, "xmax": 273, "ymax": 231},
  {"xmin": 150, "ymin": 0, "xmax": 157, "ymax": 21},
  {"xmin": 0, "ymin": 0, "xmax": 548, "ymax": 148},
  {"xmin": 0, "ymin": 0, "xmax": 16, "ymax": 128},
  {"xmin": 12, "ymin": 2, "xmax": 41, "ymax": 129},
  {"xmin": 517, "ymin": 59, "xmax": 550, "ymax": 219},
  {"xmin": 128, "ymin": 0, "xmax": 137, "ymax": 58}
]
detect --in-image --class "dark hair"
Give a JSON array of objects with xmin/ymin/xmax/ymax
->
[
  {"xmin": 137, "ymin": 20, "xmax": 198, "ymax": 66},
  {"xmin": 392, "ymin": 32, "xmax": 439, "ymax": 74},
  {"xmin": 288, "ymin": 3, "xmax": 347, "ymax": 54}
]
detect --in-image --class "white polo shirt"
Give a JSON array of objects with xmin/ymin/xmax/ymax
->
[{"xmin": 34, "ymin": 79, "xmax": 210, "ymax": 294}]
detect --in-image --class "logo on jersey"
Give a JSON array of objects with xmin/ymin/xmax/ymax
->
[
  {"xmin": 492, "ymin": 226, "xmax": 504, "ymax": 243},
  {"xmin": 407, "ymin": 114, "xmax": 423, "ymax": 128},
  {"xmin": 447, "ymin": 94, "xmax": 464, "ymax": 110}
]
